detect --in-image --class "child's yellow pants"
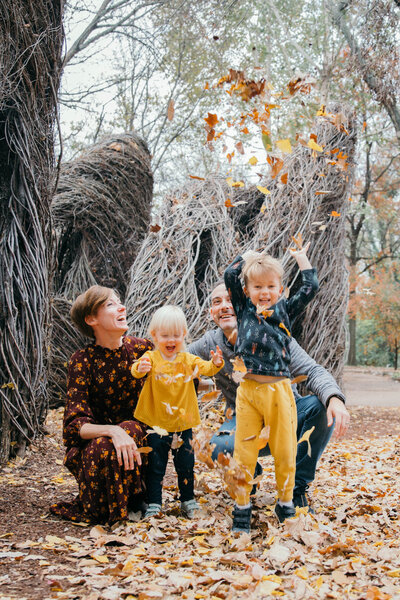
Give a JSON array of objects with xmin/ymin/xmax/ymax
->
[{"xmin": 233, "ymin": 378, "xmax": 297, "ymax": 504}]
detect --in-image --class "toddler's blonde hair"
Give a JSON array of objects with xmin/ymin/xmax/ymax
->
[
  {"xmin": 242, "ymin": 252, "xmax": 284, "ymax": 286},
  {"xmin": 148, "ymin": 305, "xmax": 188, "ymax": 341}
]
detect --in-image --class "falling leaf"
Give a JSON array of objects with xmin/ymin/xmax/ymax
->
[
  {"xmin": 297, "ymin": 426, "xmax": 315, "ymax": 457},
  {"xmin": 267, "ymin": 155, "xmax": 284, "ymax": 178},
  {"xmin": 226, "ymin": 177, "xmax": 245, "ymax": 188},
  {"xmin": 256, "ymin": 185, "xmax": 270, "ymax": 195},
  {"xmin": 276, "ymin": 138, "xmax": 292, "ymax": 154},
  {"xmin": 291, "ymin": 375, "xmax": 308, "ymax": 385},
  {"xmin": 248, "ymin": 156, "xmax": 258, "ymax": 165},
  {"xmin": 235, "ymin": 141, "xmax": 244, "ymax": 154},
  {"xmin": 307, "ymin": 139, "xmax": 323, "ymax": 152},
  {"xmin": 256, "ymin": 306, "xmax": 274, "ymax": 318},
  {"xmin": 200, "ymin": 390, "xmax": 221, "ymax": 403},
  {"xmin": 204, "ymin": 113, "xmax": 219, "ymax": 128},
  {"xmin": 167, "ymin": 99, "xmax": 175, "ymax": 121},
  {"xmin": 280, "ymin": 172, "xmax": 288, "ymax": 184},
  {"xmin": 150, "ymin": 224, "xmax": 161, "ymax": 233},
  {"xmin": 261, "ymin": 132, "xmax": 272, "ymax": 151},
  {"xmin": 315, "ymin": 190, "xmax": 331, "ymax": 195},
  {"xmin": 137, "ymin": 446, "xmax": 153, "ymax": 454},
  {"xmin": 225, "ymin": 197, "xmax": 248, "ymax": 208},
  {"xmin": 279, "ymin": 322, "xmax": 291, "ymax": 337},
  {"xmin": 189, "ymin": 175, "xmax": 205, "ymax": 180},
  {"xmin": 147, "ymin": 426, "xmax": 169, "ymax": 437},
  {"xmin": 291, "ymin": 233, "xmax": 303, "ymax": 249},
  {"xmin": 171, "ymin": 433, "xmax": 183, "ymax": 449},
  {"xmin": 331, "ymin": 211, "xmax": 341, "ymax": 217},
  {"xmin": 257, "ymin": 425, "xmax": 270, "ymax": 449},
  {"xmin": 162, "ymin": 402, "xmax": 178, "ymax": 415}
]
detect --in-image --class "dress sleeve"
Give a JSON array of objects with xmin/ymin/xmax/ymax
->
[
  {"xmin": 187, "ymin": 353, "xmax": 224, "ymax": 377},
  {"xmin": 63, "ymin": 351, "xmax": 96, "ymax": 448},
  {"xmin": 286, "ymin": 268, "xmax": 319, "ymax": 320},
  {"xmin": 224, "ymin": 255, "xmax": 247, "ymax": 319}
]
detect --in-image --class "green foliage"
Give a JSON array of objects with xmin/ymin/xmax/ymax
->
[{"xmin": 355, "ymin": 318, "xmax": 395, "ymax": 368}]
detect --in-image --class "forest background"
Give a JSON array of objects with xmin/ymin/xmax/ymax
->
[{"xmin": 59, "ymin": 0, "xmax": 400, "ymax": 371}]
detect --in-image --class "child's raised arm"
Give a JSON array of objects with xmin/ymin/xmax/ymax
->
[
  {"xmin": 131, "ymin": 354, "xmax": 152, "ymax": 378},
  {"xmin": 289, "ymin": 241, "xmax": 312, "ymax": 270}
]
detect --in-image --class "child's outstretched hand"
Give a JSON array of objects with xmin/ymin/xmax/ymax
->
[
  {"xmin": 210, "ymin": 345, "xmax": 223, "ymax": 367},
  {"xmin": 289, "ymin": 240, "xmax": 312, "ymax": 270},
  {"xmin": 136, "ymin": 356, "xmax": 152, "ymax": 373}
]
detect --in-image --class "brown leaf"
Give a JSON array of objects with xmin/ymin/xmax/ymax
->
[
  {"xmin": 150, "ymin": 224, "xmax": 161, "ymax": 233},
  {"xmin": 167, "ymin": 99, "xmax": 175, "ymax": 121}
]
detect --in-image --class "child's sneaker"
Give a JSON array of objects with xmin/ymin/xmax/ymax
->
[
  {"xmin": 144, "ymin": 503, "xmax": 162, "ymax": 518},
  {"xmin": 274, "ymin": 502, "xmax": 296, "ymax": 523},
  {"xmin": 232, "ymin": 505, "xmax": 252, "ymax": 533},
  {"xmin": 181, "ymin": 499, "xmax": 200, "ymax": 519}
]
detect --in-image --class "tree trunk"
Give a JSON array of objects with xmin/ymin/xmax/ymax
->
[
  {"xmin": 0, "ymin": 1, "xmax": 64, "ymax": 462},
  {"xmin": 347, "ymin": 316, "xmax": 357, "ymax": 365}
]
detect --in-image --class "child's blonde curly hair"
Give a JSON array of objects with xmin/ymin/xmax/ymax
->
[{"xmin": 242, "ymin": 252, "xmax": 284, "ymax": 286}]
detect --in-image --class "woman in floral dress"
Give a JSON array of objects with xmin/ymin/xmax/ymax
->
[{"xmin": 50, "ymin": 286, "xmax": 152, "ymax": 524}]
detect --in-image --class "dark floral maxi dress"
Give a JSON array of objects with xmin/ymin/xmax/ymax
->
[{"xmin": 50, "ymin": 336, "xmax": 153, "ymax": 524}]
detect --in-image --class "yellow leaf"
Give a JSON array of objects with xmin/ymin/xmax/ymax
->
[
  {"xmin": 307, "ymin": 139, "xmax": 323, "ymax": 152},
  {"xmin": 226, "ymin": 177, "xmax": 245, "ymax": 188},
  {"xmin": 294, "ymin": 566, "xmax": 309, "ymax": 580},
  {"xmin": 276, "ymin": 138, "xmax": 292, "ymax": 153},
  {"xmin": 297, "ymin": 426, "xmax": 315, "ymax": 457},
  {"xmin": 256, "ymin": 185, "xmax": 270, "ymax": 195},
  {"xmin": 249, "ymin": 156, "xmax": 258, "ymax": 165},
  {"xmin": 91, "ymin": 553, "xmax": 109, "ymax": 564},
  {"xmin": 147, "ymin": 426, "xmax": 169, "ymax": 437},
  {"xmin": 260, "ymin": 204, "xmax": 267, "ymax": 213},
  {"xmin": 137, "ymin": 446, "xmax": 153, "ymax": 454}
]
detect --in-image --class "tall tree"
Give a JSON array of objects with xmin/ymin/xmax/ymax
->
[{"xmin": 0, "ymin": 1, "xmax": 64, "ymax": 461}]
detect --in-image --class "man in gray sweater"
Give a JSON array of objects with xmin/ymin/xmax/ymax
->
[{"xmin": 188, "ymin": 282, "xmax": 350, "ymax": 510}]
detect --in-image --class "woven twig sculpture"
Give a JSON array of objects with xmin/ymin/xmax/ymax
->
[
  {"xmin": 127, "ymin": 104, "xmax": 356, "ymax": 386},
  {"xmin": 49, "ymin": 133, "xmax": 153, "ymax": 405},
  {"xmin": 0, "ymin": 0, "xmax": 64, "ymax": 461}
]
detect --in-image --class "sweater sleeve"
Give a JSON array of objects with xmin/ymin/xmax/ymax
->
[
  {"xmin": 224, "ymin": 255, "xmax": 247, "ymax": 320},
  {"xmin": 286, "ymin": 268, "xmax": 319, "ymax": 321},
  {"xmin": 288, "ymin": 338, "xmax": 345, "ymax": 408}
]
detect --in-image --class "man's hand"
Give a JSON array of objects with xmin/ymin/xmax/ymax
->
[
  {"xmin": 110, "ymin": 425, "xmax": 142, "ymax": 470},
  {"xmin": 327, "ymin": 396, "xmax": 350, "ymax": 438}
]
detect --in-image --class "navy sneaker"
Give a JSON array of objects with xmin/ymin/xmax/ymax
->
[
  {"xmin": 275, "ymin": 503, "xmax": 296, "ymax": 523},
  {"xmin": 232, "ymin": 505, "xmax": 252, "ymax": 533},
  {"xmin": 293, "ymin": 486, "xmax": 315, "ymax": 514}
]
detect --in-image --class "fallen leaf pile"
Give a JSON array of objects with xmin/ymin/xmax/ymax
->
[{"xmin": 1, "ymin": 406, "xmax": 400, "ymax": 599}]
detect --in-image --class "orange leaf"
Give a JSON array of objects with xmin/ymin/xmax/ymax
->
[
  {"xmin": 267, "ymin": 155, "xmax": 284, "ymax": 179},
  {"xmin": 137, "ymin": 446, "xmax": 153, "ymax": 454},
  {"xmin": 204, "ymin": 113, "xmax": 219, "ymax": 127},
  {"xmin": 167, "ymin": 99, "xmax": 175, "ymax": 121},
  {"xmin": 189, "ymin": 175, "xmax": 205, "ymax": 181},
  {"xmin": 280, "ymin": 172, "xmax": 288, "ymax": 184},
  {"xmin": 331, "ymin": 211, "xmax": 341, "ymax": 217},
  {"xmin": 291, "ymin": 233, "xmax": 303, "ymax": 250},
  {"xmin": 150, "ymin": 224, "xmax": 161, "ymax": 233},
  {"xmin": 290, "ymin": 375, "xmax": 308, "ymax": 385},
  {"xmin": 235, "ymin": 141, "xmax": 244, "ymax": 154}
]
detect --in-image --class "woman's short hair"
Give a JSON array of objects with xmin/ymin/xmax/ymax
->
[
  {"xmin": 148, "ymin": 305, "xmax": 188, "ymax": 338},
  {"xmin": 242, "ymin": 253, "xmax": 284, "ymax": 286},
  {"xmin": 70, "ymin": 285, "xmax": 114, "ymax": 338}
]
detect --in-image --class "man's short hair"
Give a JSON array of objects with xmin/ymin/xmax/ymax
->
[
  {"xmin": 70, "ymin": 285, "xmax": 114, "ymax": 338},
  {"xmin": 242, "ymin": 253, "xmax": 284, "ymax": 286}
]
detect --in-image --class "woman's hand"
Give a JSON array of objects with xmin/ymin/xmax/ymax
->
[
  {"xmin": 110, "ymin": 425, "xmax": 142, "ymax": 470},
  {"xmin": 210, "ymin": 345, "xmax": 224, "ymax": 367},
  {"xmin": 136, "ymin": 356, "xmax": 152, "ymax": 373}
]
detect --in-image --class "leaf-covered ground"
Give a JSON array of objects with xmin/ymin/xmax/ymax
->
[{"xmin": 1, "ymin": 404, "xmax": 400, "ymax": 600}]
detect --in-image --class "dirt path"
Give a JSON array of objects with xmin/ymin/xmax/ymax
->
[{"xmin": 343, "ymin": 366, "xmax": 399, "ymax": 407}]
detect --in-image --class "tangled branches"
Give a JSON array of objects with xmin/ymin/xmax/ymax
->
[
  {"xmin": 0, "ymin": 0, "xmax": 64, "ymax": 461},
  {"xmin": 127, "ymin": 104, "xmax": 356, "ymax": 385},
  {"xmin": 49, "ymin": 133, "xmax": 153, "ymax": 405}
]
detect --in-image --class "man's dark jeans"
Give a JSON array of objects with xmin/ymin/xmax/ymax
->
[
  {"xmin": 210, "ymin": 394, "xmax": 334, "ymax": 494},
  {"xmin": 146, "ymin": 428, "xmax": 194, "ymax": 505}
]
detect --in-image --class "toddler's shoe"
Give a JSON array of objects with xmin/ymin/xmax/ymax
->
[
  {"xmin": 144, "ymin": 503, "xmax": 162, "ymax": 518},
  {"xmin": 181, "ymin": 499, "xmax": 200, "ymax": 519},
  {"xmin": 232, "ymin": 505, "xmax": 252, "ymax": 534},
  {"xmin": 274, "ymin": 502, "xmax": 296, "ymax": 523}
]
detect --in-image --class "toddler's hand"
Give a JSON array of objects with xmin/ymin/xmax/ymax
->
[
  {"xmin": 136, "ymin": 356, "xmax": 152, "ymax": 373},
  {"xmin": 210, "ymin": 345, "xmax": 223, "ymax": 367},
  {"xmin": 289, "ymin": 240, "xmax": 310, "ymax": 257}
]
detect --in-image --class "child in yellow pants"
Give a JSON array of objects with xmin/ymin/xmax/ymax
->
[{"xmin": 224, "ymin": 243, "xmax": 318, "ymax": 532}]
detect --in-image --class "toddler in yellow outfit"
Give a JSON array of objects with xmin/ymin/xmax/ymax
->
[{"xmin": 132, "ymin": 305, "xmax": 223, "ymax": 518}]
